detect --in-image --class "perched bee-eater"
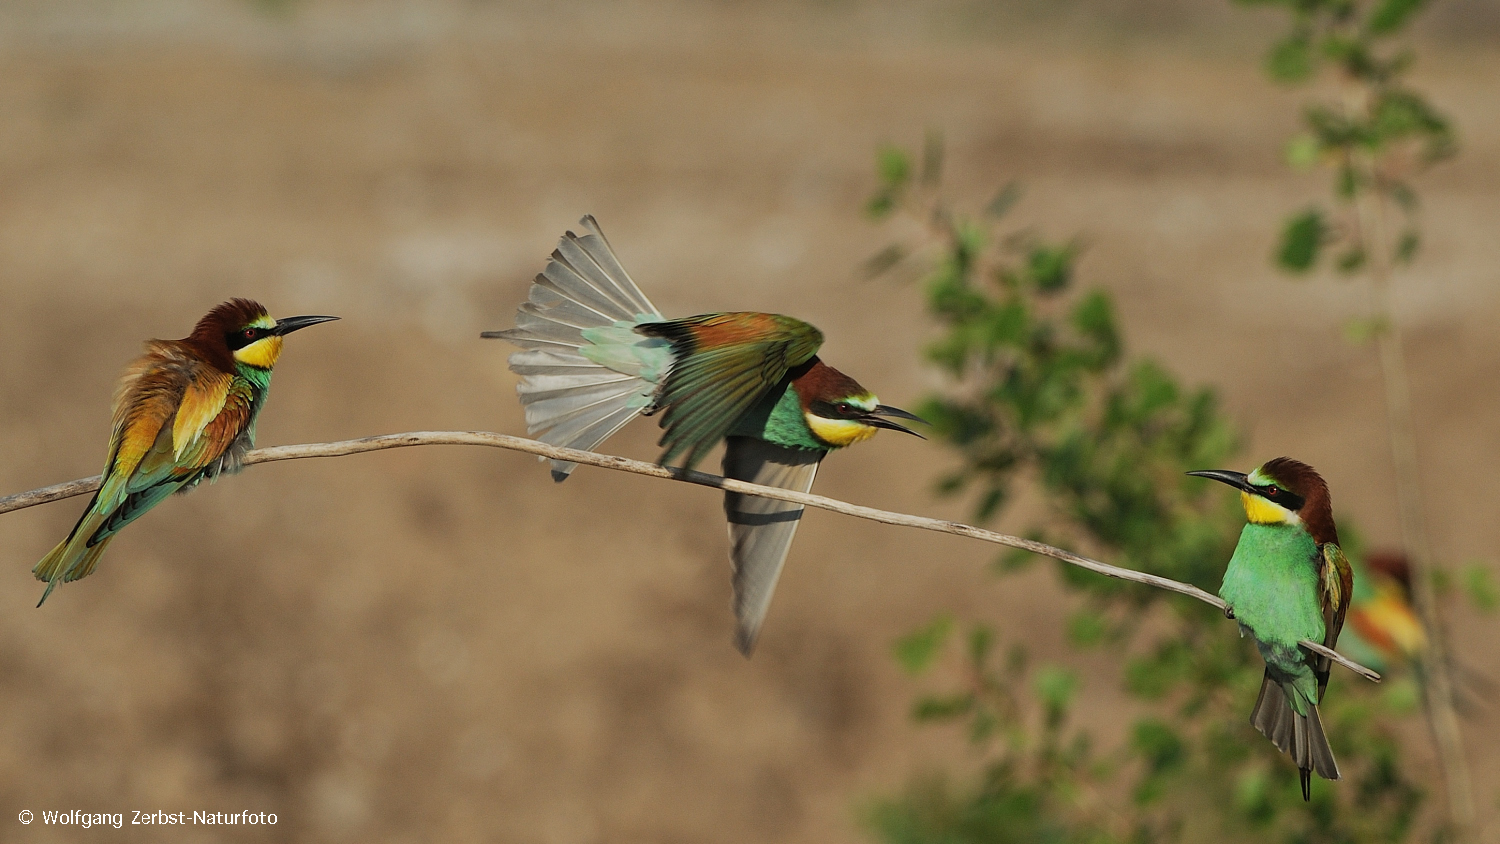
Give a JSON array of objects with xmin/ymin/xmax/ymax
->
[
  {"xmin": 1189, "ymin": 457, "xmax": 1352, "ymax": 801},
  {"xmin": 484, "ymin": 216, "xmax": 924, "ymax": 655},
  {"xmin": 33, "ymin": 299, "xmax": 338, "ymax": 606}
]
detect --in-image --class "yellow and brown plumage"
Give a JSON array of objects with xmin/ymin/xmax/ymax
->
[{"xmin": 33, "ymin": 299, "xmax": 337, "ymax": 605}]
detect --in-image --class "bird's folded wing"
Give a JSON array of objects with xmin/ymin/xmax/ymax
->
[
  {"xmin": 1316, "ymin": 542, "xmax": 1355, "ymax": 697},
  {"xmin": 722, "ymin": 436, "xmax": 824, "ymax": 656},
  {"xmin": 172, "ymin": 367, "xmax": 232, "ymax": 461},
  {"xmin": 639, "ymin": 313, "xmax": 824, "ymax": 468}
]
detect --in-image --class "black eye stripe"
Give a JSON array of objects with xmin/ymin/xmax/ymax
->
[
  {"xmin": 1252, "ymin": 484, "xmax": 1305, "ymax": 511},
  {"xmin": 811, "ymin": 400, "xmax": 863, "ymax": 419},
  {"xmin": 226, "ymin": 326, "xmax": 267, "ymax": 351}
]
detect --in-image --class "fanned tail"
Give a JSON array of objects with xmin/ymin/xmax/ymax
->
[
  {"xmin": 483, "ymin": 216, "xmax": 669, "ymax": 480},
  {"xmin": 1250, "ymin": 671, "xmax": 1340, "ymax": 801}
]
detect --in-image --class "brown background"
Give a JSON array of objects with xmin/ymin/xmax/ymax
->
[{"xmin": 1, "ymin": 1, "xmax": 1498, "ymax": 841}]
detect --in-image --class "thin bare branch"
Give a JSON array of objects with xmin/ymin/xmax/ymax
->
[{"xmin": 0, "ymin": 430, "xmax": 1379, "ymax": 682}]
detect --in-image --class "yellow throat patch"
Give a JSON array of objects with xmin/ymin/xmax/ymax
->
[
  {"xmin": 1241, "ymin": 490, "xmax": 1297, "ymax": 525},
  {"xmin": 804, "ymin": 413, "xmax": 878, "ymax": 448},
  {"xmin": 233, "ymin": 335, "xmax": 284, "ymax": 369}
]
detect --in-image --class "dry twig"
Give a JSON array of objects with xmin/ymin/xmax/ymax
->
[{"xmin": 0, "ymin": 430, "xmax": 1379, "ymax": 682}]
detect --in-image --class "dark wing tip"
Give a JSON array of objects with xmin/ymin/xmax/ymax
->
[{"xmin": 734, "ymin": 626, "xmax": 758, "ymax": 658}]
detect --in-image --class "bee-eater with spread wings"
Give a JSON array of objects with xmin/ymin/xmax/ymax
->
[
  {"xmin": 484, "ymin": 216, "xmax": 924, "ymax": 655},
  {"xmin": 1189, "ymin": 457, "xmax": 1353, "ymax": 801},
  {"xmin": 33, "ymin": 299, "xmax": 338, "ymax": 606}
]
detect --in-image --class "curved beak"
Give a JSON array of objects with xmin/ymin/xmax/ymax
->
[
  {"xmin": 1186, "ymin": 469, "xmax": 1253, "ymax": 493},
  {"xmin": 865, "ymin": 404, "xmax": 928, "ymax": 439},
  {"xmin": 272, "ymin": 315, "xmax": 340, "ymax": 336}
]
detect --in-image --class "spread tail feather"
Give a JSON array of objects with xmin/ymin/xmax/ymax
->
[
  {"xmin": 1250, "ymin": 671, "xmax": 1340, "ymax": 801},
  {"xmin": 483, "ymin": 216, "xmax": 668, "ymax": 480},
  {"xmin": 33, "ymin": 530, "xmax": 114, "ymax": 607}
]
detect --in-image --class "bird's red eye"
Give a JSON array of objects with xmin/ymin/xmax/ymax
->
[
  {"xmin": 1265, "ymin": 487, "xmax": 1279, "ymax": 497},
  {"xmin": 243, "ymin": 328, "xmax": 257, "ymax": 339},
  {"xmin": 837, "ymin": 403, "xmax": 853, "ymax": 416}
]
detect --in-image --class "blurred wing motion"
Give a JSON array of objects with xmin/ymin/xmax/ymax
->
[
  {"xmin": 483, "ymin": 216, "xmax": 668, "ymax": 480},
  {"xmin": 637, "ymin": 313, "xmax": 823, "ymax": 469},
  {"xmin": 33, "ymin": 346, "xmax": 254, "ymax": 604},
  {"xmin": 722, "ymin": 436, "xmax": 824, "ymax": 655}
]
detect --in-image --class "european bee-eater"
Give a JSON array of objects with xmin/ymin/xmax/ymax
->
[
  {"xmin": 1346, "ymin": 551, "xmax": 1426, "ymax": 674},
  {"xmin": 33, "ymin": 299, "xmax": 337, "ymax": 606},
  {"xmin": 484, "ymin": 216, "xmax": 924, "ymax": 655},
  {"xmin": 1189, "ymin": 457, "xmax": 1352, "ymax": 801}
]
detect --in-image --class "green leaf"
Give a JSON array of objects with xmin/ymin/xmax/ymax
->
[
  {"xmin": 1267, "ymin": 33, "xmax": 1314, "ymax": 83},
  {"xmin": 1381, "ymin": 676, "xmax": 1423, "ymax": 714},
  {"xmin": 1070, "ymin": 290, "xmax": 1120, "ymax": 367},
  {"xmin": 861, "ymin": 244, "xmax": 908, "ymax": 279},
  {"xmin": 983, "ymin": 181, "xmax": 1024, "ymax": 219},
  {"xmin": 1368, "ymin": 0, "xmax": 1429, "ymax": 35},
  {"xmin": 1277, "ymin": 208, "xmax": 1325, "ymax": 272},
  {"xmin": 1066, "ymin": 609, "xmax": 1108, "ymax": 647},
  {"xmin": 894, "ymin": 614, "xmax": 955, "ymax": 674},
  {"xmin": 1027, "ymin": 242, "xmax": 1077, "ymax": 293},
  {"xmin": 1335, "ymin": 163, "xmax": 1360, "ymax": 199},
  {"xmin": 1284, "ymin": 133, "xmax": 1321, "ymax": 169},
  {"xmin": 1033, "ymin": 665, "xmax": 1079, "ymax": 714},
  {"xmin": 876, "ymin": 144, "xmax": 911, "ymax": 189},
  {"xmin": 921, "ymin": 130, "xmax": 944, "ymax": 188},
  {"xmin": 1390, "ymin": 182, "xmax": 1419, "ymax": 211},
  {"xmin": 1233, "ymin": 765, "xmax": 1271, "ymax": 817},
  {"xmin": 1394, "ymin": 229, "xmax": 1420, "ymax": 264},
  {"xmin": 967, "ymin": 625, "xmax": 995, "ymax": 666},
  {"xmin": 1342, "ymin": 315, "xmax": 1388, "ymax": 344},
  {"xmin": 1336, "ymin": 246, "xmax": 1367, "ymax": 274},
  {"xmin": 1462, "ymin": 563, "xmax": 1499, "ymax": 613},
  {"xmin": 1131, "ymin": 719, "xmax": 1185, "ymax": 773},
  {"xmin": 866, "ymin": 145, "xmax": 912, "ymax": 219},
  {"xmin": 998, "ymin": 547, "xmax": 1038, "ymax": 572},
  {"xmin": 912, "ymin": 692, "xmax": 974, "ymax": 721}
]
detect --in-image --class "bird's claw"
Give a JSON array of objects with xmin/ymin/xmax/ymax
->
[{"xmin": 1223, "ymin": 605, "xmax": 1236, "ymax": 620}]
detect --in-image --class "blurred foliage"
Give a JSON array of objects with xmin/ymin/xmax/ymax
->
[
  {"xmin": 1240, "ymin": 0, "xmax": 1454, "ymax": 280},
  {"xmin": 1254, "ymin": 2, "xmax": 1491, "ymax": 833},
  {"xmin": 860, "ymin": 138, "xmax": 1434, "ymax": 843}
]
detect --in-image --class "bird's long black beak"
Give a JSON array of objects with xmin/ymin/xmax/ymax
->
[
  {"xmin": 866, "ymin": 405, "xmax": 928, "ymax": 439},
  {"xmin": 1186, "ymin": 469, "xmax": 1253, "ymax": 493},
  {"xmin": 272, "ymin": 315, "xmax": 340, "ymax": 335}
]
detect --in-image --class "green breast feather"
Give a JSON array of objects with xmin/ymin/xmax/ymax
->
[
  {"xmin": 1220, "ymin": 523, "xmax": 1325, "ymax": 707},
  {"xmin": 728, "ymin": 381, "xmax": 826, "ymax": 451}
]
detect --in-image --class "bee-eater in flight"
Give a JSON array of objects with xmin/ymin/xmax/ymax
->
[
  {"xmin": 33, "ymin": 299, "xmax": 338, "ymax": 606},
  {"xmin": 1189, "ymin": 457, "xmax": 1352, "ymax": 801},
  {"xmin": 484, "ymin": 216, "xmax": 924, "ymax": 655}
]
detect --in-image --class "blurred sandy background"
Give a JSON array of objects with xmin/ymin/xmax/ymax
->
[{"xmin": 0, "ymin": 1, "xmax": 1498, "ymax": 841}]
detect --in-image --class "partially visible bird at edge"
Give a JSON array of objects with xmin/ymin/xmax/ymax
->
[
  {"xmin": 484, "ymin": 216, "xmax": 926, "ymax": 656},
  {"xmin": 1189, "ymin": 457, "xmax": 1353, "ymax": 801},
  {"xmin": 1344, "ymin": 550, "xmax": 1427, "ymax": 675},
  {"xmin": 1343, "ymin": 550, "xmax": 1493, "ymax": 712},
  {"xmin": 33, "ymin": 299, "xmax": 338, "ymax": 606}
]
